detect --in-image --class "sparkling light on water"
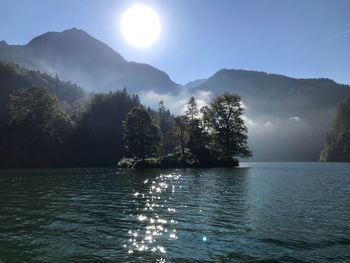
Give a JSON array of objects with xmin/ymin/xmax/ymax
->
[{"xmin": 125, "ymin": 172, "xmax": 182, "ymax": 257}]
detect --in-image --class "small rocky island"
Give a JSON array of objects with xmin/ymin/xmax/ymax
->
[{"xmin": 118, "ymin": 93, "xmax": 252, "ymax": 169}]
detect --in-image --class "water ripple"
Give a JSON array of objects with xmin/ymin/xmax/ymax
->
[{"xmin": 0, "ymin": 164, "xmax": 350, "ymax": 262}]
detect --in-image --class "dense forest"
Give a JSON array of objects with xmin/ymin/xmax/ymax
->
[
  {"xmin": 0, "ymin": 62, "xmax": 251, "ymax": 168},
  {"xmin": 320, "ymin": 98, "xmax": 350, "ymax": 162},
  {"xmin": 0, "ymin": 62, "xmax": 139, "ymax": 168},
  {"xmin": 0, "ymin": 86, "xmax": 139, "ymax": 168}
]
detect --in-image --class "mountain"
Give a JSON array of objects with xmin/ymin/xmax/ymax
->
[
  {"xmin": 0, "ymin": 61, "xmax": 85, "ymax": 122},
  {"xmin": 190, "ymin": 69, "xmax": 350, "ymax": 117},
  {"xmin": 189, "ymin": 69, "xmax": 350, "ymax": 161},
  {"xmin": 1, "ymin": 29, "xmax": 350, "ymax": 161},
  {"xmin": 320, "ymin": 98, "xmax": 350, "ymax": 162},
  {"xmin": 0, "ymin": 28, "xmax": 179, "ymax": 93}
]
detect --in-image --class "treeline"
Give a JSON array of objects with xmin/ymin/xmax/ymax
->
[
  {"xmin": 0, "ymin": 86, "xmax": 139, "ymax": 168},
  {"xmin": 0, "ymin": 62, "xmax": 251, "ymax": 168},
  {"xmin": 119, "ymin": 94, "xmax": 252, "ymax": 168}
]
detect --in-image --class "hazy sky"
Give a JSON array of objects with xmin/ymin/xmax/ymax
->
[{"xmin": 0, "ymin": 0, "xmax": 349, "ymax": 85}]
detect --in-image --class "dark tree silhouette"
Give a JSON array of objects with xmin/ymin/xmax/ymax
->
[
  {"xmin": 71, "ymin": 89, "xmax": 139, "ymax": 166},
  {"xmin": 185, "ymin": 97, "xmax": 199, "ymax": 121},
  {"xmin": 185, "ymin": 97, "xmax": 207, "ymax": 156},
  {"xmin": 174, "ymin": 115, "xmax": 189, "ymax": 158},
  {"xmin": 123, "ymin": 106, "xmax": 160, "ymax": 162},
  {"xmin": 4, "ymin": 87, "xmax": 71, "ymax": 167},
  {"xmin": 201, "ymin": 92, "xmax": 252, "ymax": 158},
  {"xmin": 156, "ymin": 101, "xmax": 177, "ymax": 155}
]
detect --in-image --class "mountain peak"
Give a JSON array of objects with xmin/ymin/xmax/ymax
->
[
  {"xmin": 26, "ymin": 28, "xmax": 126, "ymax": 63},
  {"xmin": 0, "ymin": 28, "xmax": 178, "ymax": 93},
  {"xmin": 28, "ymin": 28, "xmax": 98, "ymax": 46}
]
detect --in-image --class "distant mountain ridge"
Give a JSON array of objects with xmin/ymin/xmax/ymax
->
[
  {"xmin": 0, "ymin": 28, "xmax": 179, "ymax": 93},
  {"xmin": 190, "ymin": 69, "xmax": 350, "ymax": 117},
  {"xmin": 189, "ymin": 69, "xmax": 350, "ymax": 161}
]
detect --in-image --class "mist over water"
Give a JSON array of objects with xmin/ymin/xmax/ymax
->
[
  {"xmin": 1, "ymin": 163, "xmax": 350, "ymax": 262},
  {"xmin": 140, "ymin": 87, "xmax": 338, "ymax": 162}
]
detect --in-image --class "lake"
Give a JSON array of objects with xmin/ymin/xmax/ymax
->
[{"xmin": 0, "ymin": 163, "xmax": 350, "ymax": 262}]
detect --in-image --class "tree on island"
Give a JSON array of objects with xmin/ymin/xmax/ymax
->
[
  {"xmin": 185, "ymin": 97, "xmax": 208, "ymax": 158},
  {"xmin": 201, "ymin": 92, "xmax": 252, "ymax": 159},
  {"xmin": 174, "ymin": 115, "xmax": 189, "ymax": 158},
  {"xmin": 123, "ymin": 106, "xmax": 160, "ymax": 162},
  {"xmin": 119, "ymin": 92, "xmax": 251, "ymax": 168},
  {"xmin": 156, "ymin": 101, "xmax": 177, "ymax": 155}
]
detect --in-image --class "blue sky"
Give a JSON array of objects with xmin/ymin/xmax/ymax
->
[{"xmin": 0, "ymin": 0, "xmax": 349, "ymax": 85}]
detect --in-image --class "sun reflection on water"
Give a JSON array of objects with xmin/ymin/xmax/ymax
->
[{"xmin": 125, "ymin": 172, "xmax": 182, "ymax": 259}]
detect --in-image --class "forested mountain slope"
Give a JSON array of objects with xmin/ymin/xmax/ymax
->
[{"xmin": 320, "ymin": 98, "xmax": 350, "ymax": 162}]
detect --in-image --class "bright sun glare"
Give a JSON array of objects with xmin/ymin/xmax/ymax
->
[{"xmin": 120, "ymin": 4, "xmax": 161, "ymax": 48}]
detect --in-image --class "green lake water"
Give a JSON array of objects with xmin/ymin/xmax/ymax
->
[{"xmin": 0, "ymin": 163, "xmax": 350, "ymax": 262}]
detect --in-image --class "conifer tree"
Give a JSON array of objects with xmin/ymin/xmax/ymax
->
[{"xmin": 123, "ymin": 106, "xmax": 160, "ymax": 162}]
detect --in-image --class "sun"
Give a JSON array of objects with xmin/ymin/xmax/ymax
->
[{"xmin": 120, "ymin": 4, "xmax": 161, "ymax": 48}]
